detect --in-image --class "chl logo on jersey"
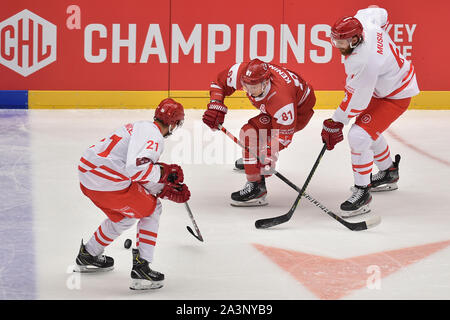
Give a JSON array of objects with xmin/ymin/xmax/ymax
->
[
  {"xmin": 0, "ymin": 9, "xmax": 57, "ymax": 77},
  {"xmin": 259, "ymin": 114, "xmax": 271, "ymax": 125},
  {"xmin": 361, "ymin": 114, "xmax": 372, "ymax": 124}
]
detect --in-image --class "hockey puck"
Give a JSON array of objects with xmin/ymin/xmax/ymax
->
[{"xmin": 124, "ymin": 239, "xmax": 132, "ymax": 249}]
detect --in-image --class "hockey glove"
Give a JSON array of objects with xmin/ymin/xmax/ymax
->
[
  {"xmin": 202, "ymin": 101, "xmax": 228, "ymax": 130},
  {"xmin": 158, "ymin": 183, "xmax": 191, "ymax": 203},
  {"xmin": 158, "ymin": 163, "xmax": 184, "ymax": 184},
  {"xmin": 321, "ymin": 118, "xmax": 344, "ymax": 150}
]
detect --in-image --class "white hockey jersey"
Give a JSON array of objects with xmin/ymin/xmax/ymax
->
[
  {"xmin": 332, "ymin": 7, "xmax": 420, "ymax": 125},
  {"xmin": 78, "ymin": 121, "xmax": 164, "ymax": 194}
]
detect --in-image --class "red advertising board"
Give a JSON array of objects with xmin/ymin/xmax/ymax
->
[{"xmin": 0, "ymin": 0, "xmax": 449, "ymax": 91}]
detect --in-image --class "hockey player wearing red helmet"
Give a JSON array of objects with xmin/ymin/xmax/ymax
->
[
  {"xmin": 330, "ymin": 16, "xmax": 364, "ymax": 56},
  {"xmin": 75, "ymin": 98, "xmax": 190, "ymax": 290},
  {"xmin": 154, "ymin": 98, "xmax": 185, "ymax": 137},
  {"xmin": 321, "ymin": 6, "xmax": 419, "ymax": 217},
  {"xmin": 203, "ymin": 58, "xmax": 316, "ymax": 206}
]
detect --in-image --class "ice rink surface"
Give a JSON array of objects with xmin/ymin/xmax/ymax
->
[{"xmin": 0, "ymin": 108, "xmax": 449, "ymax": 300}]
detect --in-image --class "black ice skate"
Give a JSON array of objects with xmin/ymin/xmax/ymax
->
[
  {"xmin": 234, "ymin": 158, "xmax": 244, "ymax": 171},
  {"xmin": 340, "ymin": 185, "xmax": 372, "ymax": 218},
  {"xmin": 371, "ymin": 154, "xmax": 401, "ymax": 192},
  {"xmin": 130, "ymin": 249, "xmax": 164, "ymax": 290},
  {"xmin": 230, "ymin": 177, "xmax": 268, "ymax": 207},
  {"xmin": 74, "ymin": 240, "xmax": 114, "ymax": 273}
]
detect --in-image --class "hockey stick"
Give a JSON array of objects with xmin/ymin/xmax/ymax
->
[
  {"xmin": 173, "ymin": 183, "xmax": 204, "ymax": 242},
  {"xmin": 219, "ymin": 124, "xmax": 380, "ymax": 230},
  {"xmin": 254, "ymin": 144, "xmax": 381, "ymax": 230},
  {"xmin": 184, "ymin": 202, "xmax": 204, "ymax": 242},
  {"xmin": 301, "ymin": 192, "xmax": 381, "ymax": 231},
  {"xmin": 254, "ymin": 143, "xmax": 327, "ymax": 228}
]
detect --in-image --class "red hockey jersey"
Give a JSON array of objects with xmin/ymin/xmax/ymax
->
[{"xmin": 210, "ymin": 62, "xmax": 313, "ymax": 148}]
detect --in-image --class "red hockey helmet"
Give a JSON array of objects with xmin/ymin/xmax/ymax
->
[
  {"xmin": 331, "ymin": 16, "xmax": 363, "ymax": 48},
  {"xmin": 241, "ymin": 59, "xmax": 271, "ymax": 85},
  {"xmin": 154, "ymin": 98, "xmax": 185, "ymax": 133},
  {"xmin": 331, "ymin": 16, "xmax": 363, "ymax": 40}
]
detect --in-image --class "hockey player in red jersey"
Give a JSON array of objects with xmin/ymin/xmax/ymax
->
[
  {"xmin": 321, "ymin": 6, "xmax": 419, "ymax": 217},
  {"xmin": 74, "ymin": 98, "xmax": 190, "ymax": 290},
  {"xmin": 203, "ymin": 59, "xmax": 316, "ymax": 206}
]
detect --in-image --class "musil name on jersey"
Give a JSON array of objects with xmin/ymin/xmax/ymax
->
[
  {"xmin": 83, "ymin": 23, "xmax": 336, "ymax": 64},
  {"xmin": 376, "ymin": 32, "xmax": 384, "ymax": 54}
]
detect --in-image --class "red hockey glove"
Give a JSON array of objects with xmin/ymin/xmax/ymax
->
[
  {"xmin": 321, "ymin": 118, "xmax": 344, "ymax": 150},
  {"xmin": 158, "ymin": 183, "xmax": 191, "ymax": 203},
  {"xmin": 158, "ymin": 163, "xmax": 184, "ymax": 184},
  {"xmin": 202, "ymin": 101, "xmax": 228, "ymax": 130}
]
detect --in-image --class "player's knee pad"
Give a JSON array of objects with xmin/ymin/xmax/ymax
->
[
  {"xmin": 111, "ymin": 217, "xmax": 136, "ymax": 233},
  {"xmin": 154, "ymin": 199, "xmax": 162, "ymax": 217},
  {"xmin": 240, "ymin": 123, "xmax": 258, "ymax": 149},
  {"xmin": 348, "ymin": 124, "xmax": 373, "ymax": 153},
  {"xmin": 241, "ymin": 114, "xmax": 275, "ymax": 149},
  {"xmin": 139, "ymin": 200, "xmax": 162, "ymax": 226}
]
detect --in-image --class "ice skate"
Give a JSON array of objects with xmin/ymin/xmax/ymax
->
[
  {"xmin": 230, "ymin": 177, "xmax": 268, "ymax": 207},
  {"xmin": 340, "ymin": 185, "xmax": 372, "ymax": 218},
  {"xmin": 74, "ymin": 240, "xmax": 114, "ymax": 273},
  {"xmin": 371, "ymin": 154, "xmax": 400, "ymax": 192},
  {"xmin": 130, "ymin": 249, "xmax": 164, "ymax": 290},
  {"xmin": 234, "ymin": 158, "xmax": 244, "ymax": 172}
]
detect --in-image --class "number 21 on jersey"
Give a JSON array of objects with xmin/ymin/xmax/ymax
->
[{"xmin": 146, "ymin": 140, "xmax": 159, "ymax": 151}]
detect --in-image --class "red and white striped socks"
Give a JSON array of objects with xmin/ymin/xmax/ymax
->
[
  {"xmin": 372, "ymin": 135, "xmax": 393, "ymax": 171},
  {"xmin": 85, "ymin": 217, "xmax": 136, "ymax": 256},
  {"xmin": 136, "ymin": 201, "xmax": 162, "ymax": 262},
  {"xmin": 349, "ymin": 125, "xmax": 393, "ymax": 186}
]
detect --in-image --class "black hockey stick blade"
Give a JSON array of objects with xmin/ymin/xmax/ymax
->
[
  {"xmin": 184, "ymin": 202, "xmax": 204, "ymax": 242},
  {"xmin": 255, "ymin": 201, "xmax": 381, "ymax": 230},
  {"xmin": 255, "ymin": 144, "xmax": 327, "ymax": 229},
  {"xmin": 186, "ymin": 225, "xmax": 204, "ymax": 242},
  {"xmin": 336, "ymin": 214, "xmax": 382, "ymax": 231},
  {"xmin": 254, "ymin": 195, "xmax": 298, "ymax": 229},
  {"xmin": 255, "ymin": 213, "xmax": 292, "ymax": 229}
]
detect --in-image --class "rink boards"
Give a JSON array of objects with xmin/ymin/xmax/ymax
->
[
  {"xmin": 1, "ymin": 1, "xmax": 449, "ymax": 110},
  {"xmin": 0, "ymin": 90, "xmax": 449, "ymax": 109}
]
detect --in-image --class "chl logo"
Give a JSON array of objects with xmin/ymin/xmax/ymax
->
[
  {"xmin": 259, "ymin": 114, "xmax": 271, "ymax": 125},
  {"xmin": 0, "ymin": 9, "xmax": 57, "ymax": 77},
  {"xmin": 361, "ymin": 114, "xmax": 372, "ymax": 124}
]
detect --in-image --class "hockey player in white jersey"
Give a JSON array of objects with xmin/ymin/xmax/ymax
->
[
  {"xmin": 74, "ymin": 98, "xmax": 190, "ymax": 290},
  {"xmin": 321, "ymin": 6, "xmax": 419, "ymax": 217}
]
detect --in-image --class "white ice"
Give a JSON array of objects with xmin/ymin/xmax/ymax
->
[{"xmin": 1, "ymin": 108, "xmax": 449, "ymax": 300}]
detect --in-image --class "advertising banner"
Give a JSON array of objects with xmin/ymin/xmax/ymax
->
[{"xmin": 0, "ymin": 0, "xmax": 448, "ymax": 107}]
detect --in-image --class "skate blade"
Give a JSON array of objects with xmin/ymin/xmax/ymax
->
[
  {"xmin": 350, "ymin": 183, "xmax": 398, "ymax": 193},
  {"xmin": 73, "ymin": 265, "xmax": 114, "ymax": 273},
  {"xmin": 130, "ymin": 279, "xmax": 164, "ymax": 290},
  {"xmin": 340, "ymin": 204, "xmax": 371, "ymax": 218},
  {"xmin": 371, "ymin": 182, "xmax": 398, "ymax": 192},
  {"xmin": 230, "ymin": 196, "xmax": 268, "ymax": 207}
]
